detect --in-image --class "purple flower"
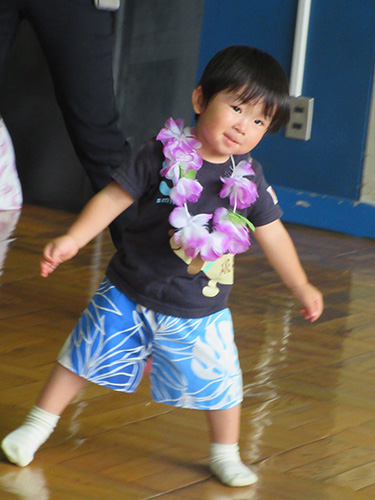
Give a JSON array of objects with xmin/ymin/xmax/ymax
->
[
  {"xmin": 163, "ymin": 139, "xmax": 203, "ymax": 174},
  {"xmin": 170, "ymin": 178, "xmax": 203, "ymax": 206},
  {"xmin": 160, "ymin": 160, "xmax": 180, "ymax": 184},
  {"xmin": 226, "ymin": 229, "xmax": 250, "ymax": 254},
  {"xmin": 200, "ymin": 231, "xmax": 231, "ymax": 261},
  {"xmin": 213, "ymin": 208, "xmax": 250, "ymax": 254},
  {"xmin": 232, "ymin": 160, "xmax": 255, "ymax": 177},
  {"xmin": 182, "ymin": 127, "xmax": 202, "ymax": 150},
  {"xmin": 156, "ymin": 118, "xmax": 185, "ymax": 145},
  {"xmin": 219, "ymin": 159, "xmax": 258, "ymax": 209},
  {"xmin": 157, "ymin": 118, "xmax": 202, "ymax": 150},
  {"xmin": 169, "ymin": 207, "xmax": 211, "ymax": 258},
  {"xmin": 219, "ymin": 177, "xmax": 258, "ymax": 209}
]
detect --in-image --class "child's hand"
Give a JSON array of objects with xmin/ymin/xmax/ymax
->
[
  {"xmin": 290, "ymin": 283, "xmax": 324, "ymax": 322},
  {"xmin": 40, "ymin": 235, "xmax": 79, "ymax": 278}
]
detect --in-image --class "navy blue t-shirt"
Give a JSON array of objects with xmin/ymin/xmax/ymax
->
[{"xmin": 106, "ymin": 137, "xmax": 282, "ymax": 318}]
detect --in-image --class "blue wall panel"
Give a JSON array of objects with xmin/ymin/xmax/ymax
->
[
  {"xmin": 198, "ymin": 1, "xmax": 375, "ymax": 207},
  {"xmin": 262, "ymin": 1, "xmax": 375, "ymax": 200},
  {"xmin": 197, "ymin": 1, "xmax": 296, "ymax": 83}
]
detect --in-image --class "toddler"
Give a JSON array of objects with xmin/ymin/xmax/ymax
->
[{"xmin": 1, "ymin": 45, "xmax": 323, "ymax": 487}]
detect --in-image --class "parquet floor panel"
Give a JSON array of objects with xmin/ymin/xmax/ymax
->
[{"xmin": 0, "ymin": 205, "xmax": 374, "ymax": 499}]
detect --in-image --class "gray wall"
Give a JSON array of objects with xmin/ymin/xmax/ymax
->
[
  {"xmin": 0, "ymin": 0, "xmax": 203, "ymax": 212},
  {"xmin": 114, "ymin": 0, "xmax": 204, "ymax": 150}
]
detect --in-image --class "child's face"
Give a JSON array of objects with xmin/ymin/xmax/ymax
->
[{"xmin": 192, "ymin": 87, "xmax": 273, "ymax": 163}]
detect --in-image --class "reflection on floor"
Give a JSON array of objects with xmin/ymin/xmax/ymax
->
[
  {"xmin": 0, "ymin": 210, "xmax": 20, "ymax": 276},
  {"xmin": 0, "ymin": 468, "xmax": 49, "ymax": 500},
  {"xmin": 0, "ymin": 204, "xmax": 375, "ymax": 500}
]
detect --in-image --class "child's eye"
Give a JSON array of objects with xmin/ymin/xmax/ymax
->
[
  {"xmin": 232, "ymin": 105, "xmax": 242, "ymax": 113},
  {"xmin": 254, "ymin": 119, "xmax": 264, "ymax": 126}
]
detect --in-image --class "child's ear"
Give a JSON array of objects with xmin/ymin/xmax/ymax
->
[{"xmin": 192, "ymin": 86, "xmax": 205, "ymax": 115}]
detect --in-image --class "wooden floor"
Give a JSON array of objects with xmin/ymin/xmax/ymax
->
[{"xmin": 0, "ymin": 204, "xmax": 375, "ymax": 500}]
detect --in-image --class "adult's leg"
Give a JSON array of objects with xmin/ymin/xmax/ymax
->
[
  {"xmin": 0, "ymin": 0, "xmax": 22, "ymax": 82},
  {"xmin": 1, "ymin": 363, "xmax": 88, "ymax": 467},
  {"xmin": 28, "ymin": 0, "xmax": 133, "ymax": 246}
]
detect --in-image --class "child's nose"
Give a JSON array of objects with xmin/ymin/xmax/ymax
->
[{"xmin": 234, "ymin": 116, "xmax": 248, "ymax": 135}]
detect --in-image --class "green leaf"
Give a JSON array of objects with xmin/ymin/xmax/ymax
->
[
  {"xmin": 179, "ymin": 166, "xmax": 196, "ymax": 179},
  {"xmin": 228, "ymin": 211, "xmax": 255, "ymax": 232},
  {"xmin": 184, "ymin": 169, "xmax": 197, "ymax": 179}
]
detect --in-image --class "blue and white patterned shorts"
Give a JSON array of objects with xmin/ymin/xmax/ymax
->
[{"xmin": 58, "ymin": 278, "xmax": 243, "ymax": 410}]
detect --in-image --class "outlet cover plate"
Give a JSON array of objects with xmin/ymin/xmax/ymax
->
[{"xmin": 285, "ymin": 96, "xmax": 314, "ymax": 141}]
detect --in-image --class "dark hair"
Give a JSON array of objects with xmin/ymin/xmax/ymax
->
[{"xmin": 197, "ymin": 45, "xmax": 290, "ymax": 134}]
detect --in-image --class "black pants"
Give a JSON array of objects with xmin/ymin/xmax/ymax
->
[{"xmin": 0, "ymin": 0, "xmax": 132, "ymax": 247}]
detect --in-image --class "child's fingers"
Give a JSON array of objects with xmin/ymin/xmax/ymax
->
[
  {"xmin": 300, "ymin": 298, "xmax": 323, "ymax": 322},
  {"xmin": 40, "ymin": 256, "xmax": 59, "ymax": 277},
  {"xmin": 42, "ymin": 242, "xmax": 56, "ymax": 261},
  {"xmin": 40, "ymin": 260, "xmax": 52, "ymax": 278},
  {"xmin": 40, "ymin": 242, "xmax": 62, "ymax": 277},
  {"xmin": 300, "ymin": 308, "xmax": 318, "ymax": 322},
  {"xmin": 40, "ymin": 236, "xmax": 79, "ymax": 278},
  {"xmin": 291, "ymin": 284, "xmax": 323, "ymax": 321}
]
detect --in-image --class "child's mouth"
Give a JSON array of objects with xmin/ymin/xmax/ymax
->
[{"xmin": 224, "ymin": 134, "xmax": 239, "ymax": 146}]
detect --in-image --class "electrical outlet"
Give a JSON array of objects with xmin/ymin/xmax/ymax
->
[{"xmin": 285, "ymin": 96, "xmax": 314, "ymax": 141}]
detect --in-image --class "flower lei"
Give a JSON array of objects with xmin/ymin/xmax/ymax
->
[{"xmin": 157, "ymin": 118, "xmax": 259, "ymax": 262}]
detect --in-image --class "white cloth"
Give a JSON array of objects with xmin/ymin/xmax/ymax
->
[{"xmin": 0, "ymin": 118, "xmax": 22, "ymax": 210}]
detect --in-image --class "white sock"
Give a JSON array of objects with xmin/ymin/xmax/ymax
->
[
  {"xmin": 210, "ymin": 442, "xmax": 257, "ymax": 487},
  {"xmin": 1, "ymin": 406, "xmax": 60, "ymax": 467}
]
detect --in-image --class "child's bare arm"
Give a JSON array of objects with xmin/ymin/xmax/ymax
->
[
  {"xmin": 254, "ymin": 219, "xmax": 323, "ymax": 321},
  {"xmin": 40, "ymin": 182, "xmax": 134, "ymax": 277},
  {"xmin": 65, "ymin": 182, "xmax": 134, "ymax": 248}
]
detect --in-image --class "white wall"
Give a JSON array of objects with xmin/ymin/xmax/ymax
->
[{"xmin": 361, "ymin": 68, "xmax": 375, "ymax": 206}]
